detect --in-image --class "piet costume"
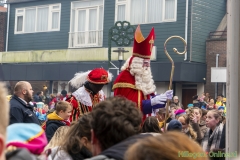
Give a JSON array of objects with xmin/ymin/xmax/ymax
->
[
  {"xmin": 66, "ymin": 68, "xmax": 112, "ymax": 121},
  {"xmin": 113, "ymin": 25, "xmax": 171, "ymax": 120}
]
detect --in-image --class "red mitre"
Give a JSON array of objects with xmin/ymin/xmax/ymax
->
[{"xmin": 132, "ymin": 25, "xmax": 155, "ymax": 59}]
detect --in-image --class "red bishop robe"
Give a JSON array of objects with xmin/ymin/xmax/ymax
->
[{"xmin": 113, "ymin": 69, "xmax": 152, "ymax": 120}]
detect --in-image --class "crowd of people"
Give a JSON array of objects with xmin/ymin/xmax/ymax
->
[{"xmin": 1, "ymin": 25, "xmax": 233, "ymax": 160}]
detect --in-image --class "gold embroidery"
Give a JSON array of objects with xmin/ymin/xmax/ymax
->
[
  {"xmin": 112, "ymin": 83, "xmax": 137, "ymax": 90},
  {"xmin": 149, "ymin": 36, "xmax": 154, "ymax": 52},
  {"xmin": 101, "ymin": 75, "xmax": 107, "ymax": 81},
  {"xmin": 138, "ymin": 90, "xmax": 141, "ymax": 110},
  {"xmin": 132, "ymin": 53, "xmax": 151, "ymax": 59}
]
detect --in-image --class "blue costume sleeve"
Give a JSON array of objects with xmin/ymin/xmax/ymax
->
[{"xmin": 142, "ymin": 100, "xmax": 166, "ymax": 114}]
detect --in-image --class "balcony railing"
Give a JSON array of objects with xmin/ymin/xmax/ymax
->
[
  {"xmin": 208, "ymin": 31, "xmax": 227, "ymax": 39},
  {"xmin": 68, "ymin": 30, "xmax": 103, "ymax": 48}
]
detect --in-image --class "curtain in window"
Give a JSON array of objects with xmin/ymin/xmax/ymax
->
[
  {"xmin": 37, "ymin": 7, "xmax": 49, "ymax": 31},
  {"xmin": 89, "ymin": 9, "xmax": 97, "ymax": 43},
  {"xmin": 78, "ymin": 10, "xmax": 86, "ymax": 31},
  {"xmin": 148, "ymin": 0, "xmax": 163, "ymax": 23},
  {"xmin": 131, "ymin": 0, "xmax": 145, "ymax": 24},
  {"xmin": 78, "ymin": 10, "xmax": 86, "ymax": 44},
  {"xmin": 52, "ymin": 12, "xmax": 59, "ymax": 29},
  {"xmin": 99, "ymin": 6, "xmax": 103, "ymax": 30},
  {"xmin": 24, "ymin": 8, "xmax": 36, "ymax": 32},
  {"xmin": 165, "ymin": 0, "xmax": 175, "ymax": 20},
  {"xmin": 17, "ymin": 16, "xmax": 23, "ymax": 31},
  {"xmin": 117, "ymin": 4, "xmax": 125, "ymax": 21}
]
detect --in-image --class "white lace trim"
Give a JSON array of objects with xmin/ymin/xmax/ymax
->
[{"xmin": 72, "ymin": 86, "xmax": 105, "ymax": 106}]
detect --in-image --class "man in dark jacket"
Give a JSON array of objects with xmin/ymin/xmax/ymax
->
[{"xmin": 9, "ymin": 81, "xmax": 40, "ymax": 125}]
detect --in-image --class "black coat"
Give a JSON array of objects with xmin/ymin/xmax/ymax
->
[
  {"xmin": 9, "ymin": 95, "xmax": 40, "ymax": 125},
  {"xmin": 46, "ymin": 120, "xmax": 66, "ymax": 142}
]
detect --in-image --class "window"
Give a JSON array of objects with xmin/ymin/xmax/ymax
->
[
  {"xmin": 115, "ymin": 0, "xmax": 177, "ymax": 24},
  {"xmin": 69, "ymin": 0, "xmax": 104, "ymax": 48},
  {"xmin": 15, "ymin": 4, "xmax": 61, "ymax": 34}
]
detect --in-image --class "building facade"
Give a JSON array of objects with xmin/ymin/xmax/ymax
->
[{"xmin": 1, "ymin": 0, "xmax": 226, "ymax": 107}]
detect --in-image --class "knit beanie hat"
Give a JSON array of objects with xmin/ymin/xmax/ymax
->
[
  {"xmin": 174, "ymin": 109, "xmax": 186, "ymax": 117},
  {"xmin": 167, "ymin": 119, "xmax": 182, "ymax": 131},
  {"xmin": 6, "ymin": 123, "xmax": 47, "ymax": 155}
]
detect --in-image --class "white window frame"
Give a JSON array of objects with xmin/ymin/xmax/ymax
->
[
  {"xmin": 69, "ymin": 0, "xmax": 104, "ymax": 48},
  {"xmin": 14, "ymin": 3, "xmax": 61, "ymax": 34},
  {"xmin": 115, "ymin": 0, "xmax": 177, "ymax": 24}
]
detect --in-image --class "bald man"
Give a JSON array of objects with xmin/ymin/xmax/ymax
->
[{"xmin": 9, "ymin": 81, "xmax": 40, "ymax": 125}]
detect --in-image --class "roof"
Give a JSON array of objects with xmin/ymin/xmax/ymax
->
[
  {"xmin": 0, "ymin": 6, "xmax": 7, "ymax": 12},
  {"xmin": 7, "ymin": 0, "xmax": 39, "ymax": 3}
]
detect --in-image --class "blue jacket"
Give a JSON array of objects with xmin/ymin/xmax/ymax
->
[{"xmin": 9, "ymin": 95, "xmax": 40, "ymax": 125}]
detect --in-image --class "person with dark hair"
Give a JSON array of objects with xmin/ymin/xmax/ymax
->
[
  {"xmin": 45, "ymin": 101, "xmax": 72, "ymax": 142},
  {"xmin": 50, "ymin": 114, "xmax": 92, "ymax": 160},
  {"xmin": 67, "ymin": 68, "xmax": 113, "ymax": 122},
  {"xmin": 142, "ymin": 116, "xmax": 162, "ymax": 133},
  {"xmin": 61, "ymin": 90, "xmax": 67, "ymax": 101},
  {"xmin": 33, "ymin": 91, "xmax": 43, "ymax": 102},
  {"xmin": 167, "ymin": 119, "xmax": 182, "ymax": 131},
  {"xmin": 86, "ymin": 96, "xmax": 150, "ymax": 160}
]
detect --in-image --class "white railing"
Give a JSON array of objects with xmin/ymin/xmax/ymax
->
[{"xmin": 68, "ymin": 30, "xmax": 103, "ymax": 48}]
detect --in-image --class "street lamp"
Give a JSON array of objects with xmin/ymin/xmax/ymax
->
[{"xmin": 112, "ymin": 48, "xmax": 129, "ymax": 73}]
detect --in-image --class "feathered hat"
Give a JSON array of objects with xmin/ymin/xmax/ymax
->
[{"xmin": 69, "ymin": 68, "xmax": 113, "ymax": 88}]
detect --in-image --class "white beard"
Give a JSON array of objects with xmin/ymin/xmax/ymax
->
[{"xmin": 122, "ymin": 57, "xmax": 156, "ymax": 95}]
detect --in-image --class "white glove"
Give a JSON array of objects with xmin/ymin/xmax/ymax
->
[
  {"xmin": 164, "ymin": 90, "xmax": 173, "ymax": 100},
  {"xmin": 151, "ymin": 94, "xmax": 167, "ymax": 106}
]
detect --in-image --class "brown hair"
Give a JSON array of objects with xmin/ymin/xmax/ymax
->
[
  {"xmin": 201, "ymin": 109, "xmax": 208, "ymax": 118},
  {"xmin": 60, "ymin": 113, "xmax": 92, "ymax": 157},
  {"xmin": 208, "ymin": 109, "xmax": 222, "ymax": 124},
  {"xmin": 142, "ymin": 116, "xmax": 162, "ymax": 133},
  {"xmin": 193, "ymin": 107, "xmax": 202, "ymax": 116},
  {"xmin": 0, "ymin": 83, "xmax": 9, "ymax": 136},
  {"xmin": 55, "ymin": 101, "xmax": 72, "ymax": 114},
  {"xmin": 91, "ymin": 96, "xmax": 142, "ymax": 151},
  {"xmin": 125, "ymin": 132, "xmax": 208, "ymax": 160},
  {"xmin": 177, "ymin": 115, "xmax": 197, "ymax": 140}
]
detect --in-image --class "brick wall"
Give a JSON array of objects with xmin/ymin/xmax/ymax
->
[
  {"xmin": 205, "ymin": 39, "xmax": 227, "ymax": 99},
  {"xmin": 0, "ymin": 11, "xmax": 6, "ymax": 51}
]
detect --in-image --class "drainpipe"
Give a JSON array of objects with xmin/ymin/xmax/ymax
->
[
  {"xmin": 184, "ymin": 0, "xmax": 189, "ymax": 61},
  {"xmin": 5, "ymin": 3, "xmax": 10, "ymax": 52},
  {"xmin": 190, "ymin": 0, "xmax": 193, "ymax": 61},
  {"xmin": 215, "ymin": 54, "xmax": 219, "ymax": 99}
]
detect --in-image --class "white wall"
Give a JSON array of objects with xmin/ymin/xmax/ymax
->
[
  {"xmin": 175, "ymin": 83, "xmax": 182, "ymax": 102},
  {"xmin": 197, "ymin": 83, "xmax": 204, "ymax": 96},
  {"xmin": 155, "ymin": 82, "xmax": 168, "ymax": 94}
]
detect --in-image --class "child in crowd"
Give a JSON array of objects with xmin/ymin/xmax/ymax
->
[
  {"xmin": 142, "ymin": 116, "xmax": 162, "ymax": 134},
  {"xmin": 207, "ymin": 99, "xmax": 217, "ymax": 110},
  {"xmin": 45, "ymin": 101, "xmax": 72, "ymax": 142},
  {"xmin": 201, "ymin": 110, "xmax": 224, "ymax": 152}
]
